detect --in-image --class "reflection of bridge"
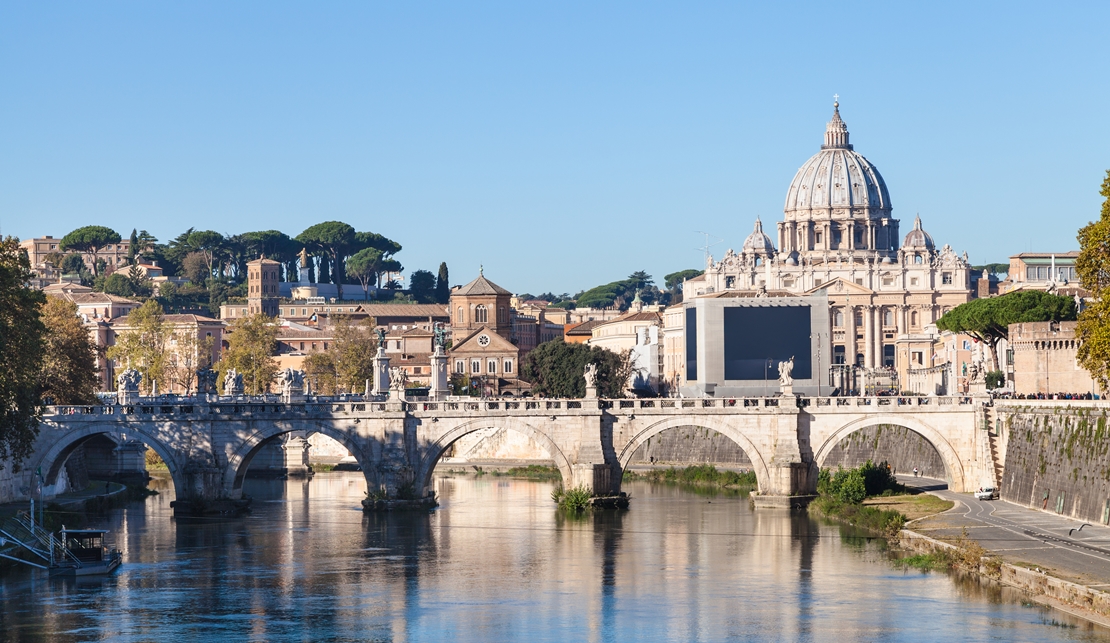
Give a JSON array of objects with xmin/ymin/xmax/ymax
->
[{"xmin": 25, "ymin": 396, "xmax": 990, "ymax": 511}]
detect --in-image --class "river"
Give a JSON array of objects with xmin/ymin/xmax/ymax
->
[{"xmin": 0, "ymin": 471, "xmax": 1107, "ymax": 642}]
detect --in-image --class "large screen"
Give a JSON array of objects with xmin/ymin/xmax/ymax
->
[{"xmin": 723, "ymin": 306, "xmax": 812, "ymax": 381}]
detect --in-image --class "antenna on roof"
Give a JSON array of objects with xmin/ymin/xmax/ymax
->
[{"xmin": 696, "ymin": 231, "xmax": 724, "ymax": 265}]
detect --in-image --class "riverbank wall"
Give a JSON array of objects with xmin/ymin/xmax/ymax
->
[
  {"xmin": 820, "ymin": 424, "xmax": 946, "ymax": 478},
  {"xmin": 995, "ymin": 402, "xmax": 1110, "ymax": 524},
  {"xmin": 900, "ymin": 527, "xmax": 1110, "ymax": 628}
]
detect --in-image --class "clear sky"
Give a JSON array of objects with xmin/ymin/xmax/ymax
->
[{"xmin": 2, "ymin": 2, "xmax": 1108, "ymax": 295}]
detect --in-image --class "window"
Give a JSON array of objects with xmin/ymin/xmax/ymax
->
[
  {"xmin": 910, "ymin": 278, "xmax": 919, "ymax": 286},
  {"xmin": 471, "ymin": 359, "xmax": 481, "ymax": 374},
  {"xmin": 504, "ymin": 359, "xmax": 513, "ymax": 374},
  {"xmin": 816, "ymin": 232, "xmax": 823, "ymax": 243},
  {"xmin": 855, "ymin": 229, "xmax": 864, "ymax": 245},
  {"xmin": 833, "ymin": 346, "xmax": 846, "ymax": 364},
  {"xmin": 323, "ymin": 342, "xmax": 328, "ymax": 350},
  {"xmin": 854, "ymin": 311, "xmax": 863, "ymax": 326},
  {"xmin": 311, "ymin": 342, "xmax": 317, "ymax": 350},
  {"xmin": 914, "ymin": 255, "xmax": 923, "ymax": 264},
  {"xmin": 457, "ymin": 307, "xmax": 464, "ymax": 323},
  {"xmin": 882, "ymin": 277, "xmax": 893, "ymax": 287},
  {"xmin": 395, "ymin": 341, "xmax": 401, "ymax": 350},
  {"xmin": 300, "ymin": 342, "xmax": 305, "ymax": 350},
  {"xmin": 833, "ymin": 310, "xmax": 844, "ymax": 327},
  {"xmin": 883, "ymin": 309, "xmax": 894, "ymax": 326},
  {"xmin": 942, "ymin": 272, "xmax": 953, "ymax": 285},
  {"xmin": 302, "ymin": 308, "xmax": 307, "ymax": 315},
  {"xmin": 854, "ymin": 278, "xmax": 863, "ymax": 285},
  {"xmin": 911, "ymin": 311, "xmax": 919, "ymax": 327},
  {"xmin": 488, "ymin": 359, "xmax": 497, "ymax": 373},
  {"xmin": 1026, "ymin": 266, "xmax": 1038, "ymax": 280},
  {"xmin": 455, "ymin": 360, "xmax": 464, "ymax": 374},
  {"xmin": 755, "ymin": 257, "xmax": 762, "ymax": 266},
  {"xmin": 725, "ymin": 276, "xmax": 736, "ymax": 289},
  {"xmin": 475, "ymin": 305, "xmax": 488, "ymax": 323},
  {"xmin": 883, "ymin": 345, "xmax": 895, "ymax": 368},
  {"xmin": 833, "ymin": 230, "xmax": 842, "ymax": 245},
  {"xmin": 499, "ymin": 307, "xmax": 506, "ymax": 323},
  {"xmin": 912, "ymin": 351, "xmax": 923, "ymax": 366}
]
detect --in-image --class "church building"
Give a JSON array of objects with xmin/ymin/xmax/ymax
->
[
  {"xmin": 448, "ymin": 270, "xmax": 531, "ymax": 396},
  {"xmin": 678, "ymin": 101, "xmax": 974, "ymax": 386}
]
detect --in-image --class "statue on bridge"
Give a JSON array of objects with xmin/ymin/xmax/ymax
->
[
  {"xmin": 280, "ymin": 368, "xmax": 306, "ymax": 397},
  {"xmin": 778, "ymin": 357, "xmax": 794, "ymax": 387},
  {"xmin": 583, "ymin": 363, "xmax": 599, "ymax": 399},
  {"xmin": 196, "ymin": 367, "xmax": 217, "ymax": 395},
  {"xmin": 433, "ymin": 323, "xmax": 447, "ymax": 354},
  {"xmin": 388, "ymin": 366, "xmax": 408, "ymax": 399},
  {"xmin": 117, "ymin": 368, "xmax": 142, "ymax": 404},
  {"xmin": 224, "ymin": 369, "xmax": 244, "ymax": 397}
]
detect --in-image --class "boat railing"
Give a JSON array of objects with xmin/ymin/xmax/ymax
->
[{"xmin": 0, "ymin": 512, "xmax": 81, "ymax": 570}]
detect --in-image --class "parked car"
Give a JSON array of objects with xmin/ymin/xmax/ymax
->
[{"xmin": 974, "ymin": 486, "xmax": 997, "ymax": 501}]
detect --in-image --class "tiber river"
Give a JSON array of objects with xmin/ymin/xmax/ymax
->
[{"xmin": 1, "ymin": 471, "xmax": 1108, "ymax": 642}]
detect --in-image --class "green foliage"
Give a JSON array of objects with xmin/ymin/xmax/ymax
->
[
  {"xmin": 60, "ymin": 226, "xmax": 121, "ymax": 276},
  {"xmin": 107, "ymin": 299, "xmax": 168, "ymax": 394},
  {"xmin": 435, "ymin": 262, "xmax": 450, "ymax": 304},
  {"xmin": 984, "ymin": 370, "xmax": 1006, "ymax": 389},
  {"xmin": 664, "ymin": 269, "xmax": 703, "ymax": 291},
  {"xmin": 219, "ymin": 313, "xmax": 278, "ymax": 394},
  {"xmin": 971, "ymin": 263, "xmax": 1009, "ymax": 278},
  {"xmin": 937, "ymin": 290, "xmax": 1077, "ymax": 368},
  {"xmin": 809, "ymin": 496, "xmax": 906, "ymax": 538},
  {"xmin": 96, "ymin": 273, "xmax": 136, "ymax": 297},
  {"xmin": 409, "ymin": 269, "xmax": 437, "ymax": 303},
  {"xmin": 817, "ymin": 460, "xmax": 901, "ymax": 504},
  {"xmin": 1078, "ymin": 170, "xmax": 1110, "ymax": 388},
  {"xmin": 0, "ymin": 238, "xmax": 46, "ymax": 470},
  {"xmin": 623, "ymin": 465, "xmax": 757, "ymax": 488},
  {"xmin": 39, "ymin": 297, "xmax": 100, "ymax": 405},
  {"xmin": 522, "ymin": 338, "xmax": 633, "ymax": 398},
  {"xmin": 347, "ymin": 247, "xmax": 386, "ymax": 298},
  {"xmin": 297, "ymin": 221, "xmax": 356, "ymax": 298},
  {"xmin": 551, "ymin": 485, "xmax": 593, "ymax": 512}
]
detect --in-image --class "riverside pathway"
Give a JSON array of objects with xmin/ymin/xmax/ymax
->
[{"xmin": 903, "ymin": 475, "xmax": 1110, "ymax": 588}]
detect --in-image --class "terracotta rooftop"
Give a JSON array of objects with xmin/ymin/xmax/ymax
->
[
  {"xmin": 565, "ymin": 320, "xmax": 604, "ymax": 336},
  {"xmin": 453, "ymin": 274, "xmax": 512, "ymax": 296}
]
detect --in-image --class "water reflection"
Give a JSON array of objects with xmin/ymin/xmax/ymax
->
[{"xmin": 0, "ymin": 472, "xmax": 1107, "ymax": 642}]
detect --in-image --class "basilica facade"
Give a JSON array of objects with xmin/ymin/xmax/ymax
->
[{"xmin": 680, "ymin": 102, "xmax": 974, "ymax": 380}]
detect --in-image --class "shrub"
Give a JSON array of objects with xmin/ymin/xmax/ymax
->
[{"xmin": 551, "ymin": 485, "xmax": 592, "ymax": 512}]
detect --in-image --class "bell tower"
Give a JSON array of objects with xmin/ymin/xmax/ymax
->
[{"xmin": 247, "ymin": 257, "xmax": 281, "ymax": 317}]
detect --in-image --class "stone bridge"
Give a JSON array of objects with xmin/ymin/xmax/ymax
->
[{"xmin": 20, "ymin": 395, "xmax": 991, "ymax": 512}]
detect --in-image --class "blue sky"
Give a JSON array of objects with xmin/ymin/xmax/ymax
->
[{"xmin": 2, "ymin": 2, "xmax": 1108, "ymax": 295}]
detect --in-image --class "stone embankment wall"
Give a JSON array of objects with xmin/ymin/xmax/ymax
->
[
  {"xmin": 820, "ymin": 424, "xmax": 946, "ymax": 478},
  {"xmin": 998, "ymin": 404, "xmax": 1110, "ymax": 524},
  {"xmin": 626, "ymin": 427, "xmax": 753, "ymax": 467}
]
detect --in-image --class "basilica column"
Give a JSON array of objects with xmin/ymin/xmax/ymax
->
[
  {"xmin": 845, "ymin": 303, "xmax": 857, "ymax": 366},
  {"xmin": 847, "ymin": 222, "xmax": 855, "ymax": 250},
  {"xmin": 863, "ymin": 306, "xmax": 874, "ymax": 369}
]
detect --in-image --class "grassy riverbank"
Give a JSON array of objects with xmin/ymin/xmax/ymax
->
[
  {"xmin": 810, "ymin": 461, "xmax": 953, "ymax": 538},
  {"xmin": 442, "ymin": 465, "xmax": 563, "ymax": 481},
  {"xmin": 622, "ymin": 465, "xmax": 757, "ymax": 489}
]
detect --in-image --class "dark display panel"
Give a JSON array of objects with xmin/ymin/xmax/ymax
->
[
  {"xmin": 723, "ymin": 306, "xmax": 812, "ymax": 381},
  {"xmin": 685, "ymin": 307, "xmax": 698, "ymax": 381}
]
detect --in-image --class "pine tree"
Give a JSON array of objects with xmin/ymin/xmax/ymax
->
[{"xmin": 127, "ymin": 228, "xmax": 139, "ymax": 264}]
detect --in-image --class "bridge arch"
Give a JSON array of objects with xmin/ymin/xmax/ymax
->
[
  {"xmin": 813, "ymin": 415, "xmax": 966, "ymax": 491},
  {"xmin": 616, "ymin": 416, "xmax": 771, "ymax": 494},
  {"xmin": 33, "ymin": 422, "xmax": 186, "ymax": 499},
  {"xmin": 415, "ymin": 418, "xmax": 574, "ymax": 497},
  {"xmin": 225, "ymin": 421, "xmax": 375, "ymax": 497}
]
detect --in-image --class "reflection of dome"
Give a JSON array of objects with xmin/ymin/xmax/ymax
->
[
  {"xmin": 783, "ymin": 102, "xmax": 891, "ymax": 219},
  {"xmin": 902, "ymin": 215, "xmax": 935, "ymax": 250},
  {"xmin": 742, "ymin": 218, "xmax": 776, "ymax": 254}
]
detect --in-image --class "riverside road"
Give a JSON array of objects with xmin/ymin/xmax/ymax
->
[{"xmin": 903, "ymin": 475, "xmax": 1110, "ymax": 588}]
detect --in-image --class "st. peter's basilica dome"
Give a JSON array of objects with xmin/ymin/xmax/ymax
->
[{"xmin": 782, "ymin": 102, "xmax": 892, "ymax": 220}]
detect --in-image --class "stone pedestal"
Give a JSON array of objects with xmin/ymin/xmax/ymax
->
[
  {"xmin": 372, "ymin": 349, "xmax": 390, "ymax": 396},
  {"xmin": 430, "ymin": 348, "xmax": 449, "ymax": 400},
  {"xmin": 584, "ymin": 386, "xmax": 598, "ymax": 399}
]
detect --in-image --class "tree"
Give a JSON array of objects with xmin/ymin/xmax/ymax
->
[
  {"xmin": 182, "ymin": 251, "xmax": 210, "ymax": 285},
  {"xmin": 39, "ymin": 297, "xmax": 100, "ymax": 405},
  {"xmin": 303, "ymin": 352, "xmax": 339, "ymax": 395},
  {"xmin": 346, "ymin": 248, "xmax": 383, "ymax": 300},
  {"xmin": 626, "ymin": 271, "xmax": 654, "ymax": 291},
  {"xmin": 937, "ymin": 290, "xmax": 1076, "ymax": 370},
  {"xmin": 330, "ymin": 316, "xmax": 378, "ymax": 392},
  {"xmin": 107, "ymin": 299, "xmax": 169, "ymax": 395},
  {"xmin": 522, "ymin": 339, "xmax": 633, "ymax": 398},
  {"xmin": 166, "ymin": 330, "xmax": 214, "ymax": 395},
  {"xmin": 96, "ymin": 272, "xmax": 136, "ymax": 297},
  {"xmin": 184, "ymin": 230, "xmax": 225, "ymax": 279},
  {"xmin": 220, "ymin": 313, "xmax": 278, "ymax": 394},
  {"xmin": 665, "ymin": 269, "xmax": 703, "ymax": 292},
  {"xmin": 409, "ymin": 270, "xmax": 436, "ymax": 303},
  {"xmin": 297, "ymin": 222, "xmax": 356, "ymax": 300},
  {"xmin": 241, "ymin": 230, "xmax": 298, "ymax": 272},
  {"xmin": 436, "ymin": 262, "xmax": 450, "ymax": 304},
  {"xmin": 1078, "ymin": 170, "xmax": 1110, "ymax": 387},
  {"xmin": 60, "ymin": 226, "xmax": 121, "ymax": 277},
  {"xmin": 0, "ymin": 237, "xmax": 46, "ymax": 470},
  {"xmin": 972, "ymin": 263, "xmax": 1010, "ymax": 278},
  {"xmin": 127, "ymin": 229, "xmax": 139, "ymax": 264}
]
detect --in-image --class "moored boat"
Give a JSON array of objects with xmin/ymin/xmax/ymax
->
[{"xmin": 49, "ymin": 527, "xmax": 122, "ymax": 577}]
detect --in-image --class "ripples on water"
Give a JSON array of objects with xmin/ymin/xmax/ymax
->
[{"xmin": 0, "ymin": 472, "xmax": 1106, "ymax": 642}]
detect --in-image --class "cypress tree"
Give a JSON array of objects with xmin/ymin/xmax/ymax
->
[{"xmin": 436, "ymin": 262, "xmax": 450, "ymax": 303}]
